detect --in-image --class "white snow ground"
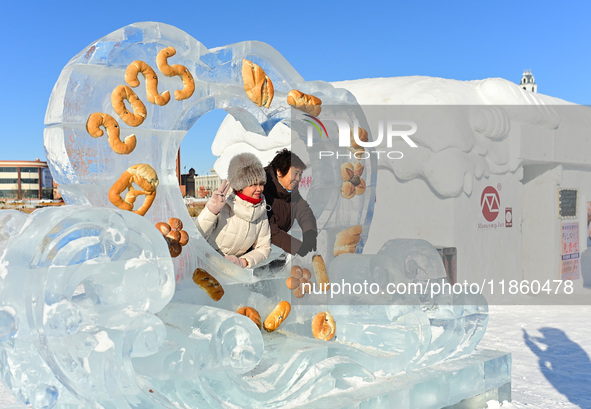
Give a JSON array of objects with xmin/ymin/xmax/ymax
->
[{"xmin": 1, "ymin": 303, "xmax": 589, "ymax": 408}]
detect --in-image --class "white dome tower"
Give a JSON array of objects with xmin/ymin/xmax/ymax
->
[{"xmin": 520, "ymin": 69, "xmax": 537, "ymax": 93}]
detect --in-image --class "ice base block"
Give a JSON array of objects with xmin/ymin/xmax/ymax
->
[{"xmin": 292, "ymin": 349, "xmax": 511, "ymax": 409}]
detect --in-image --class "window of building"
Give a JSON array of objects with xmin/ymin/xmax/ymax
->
[
  {"xmin": 0, "ymin": 190, "xmax": 18, "ymax": 198},
  {"xmin": 0, "ymin": 167, "xmax": 18, "ymax": 173},
  {"xmin": 20, "ymin": 178, "xmax": 39, "ymax": 184},
  {"xmin": 41, "ymin": 188, "xmax": 53, "ymax": 200},
  {"xmin": 22, "ymin": 190, "xmax": 39, "ymax": 199},
  {"xmin": 21, "ymin": 167, "xmax": 40, "ymax": 173},
  {"xmin": 0, "ymin": 178, "xmax": 18, "ymax": 184}
]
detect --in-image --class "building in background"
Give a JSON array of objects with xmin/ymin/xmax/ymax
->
[
  {"xmin": 520, "ymin": 69, "xmax": 537, "ymax": 93},
  {"xmin": 0, "ymin": 160, "xmax": 54, "ymax": 201},
  {"xmin": 192, "ymin": 170, "xmax": 221, "ymax": 198}
]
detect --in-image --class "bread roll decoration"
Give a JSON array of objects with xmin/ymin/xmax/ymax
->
[
  {"xmin": 334, "ymin": 225, "xmax": 362, "ymax": 256},
  {"xmin": 312, "ymin": 311, "xmax": 336, "ymax": 341},
  {"xmin": 111, "ymin": 85, "xmax": 147, "ymax": 127},
  {"xmin": 156, "ymin": 47, "xmax": 195, "ymax": 101},
  {"xmin": 287, "ymin": 265, "xmax": 312, "ymax": 298},
  {"xmin": 349, "ymin": 127, "xmax": 369, "ymax": 153},
  {"xmin": 192, "ymin": 268, "xmax": 224, "ymax": 301},
  {"xmin": 108, "ymin": 164, "xmax": 159, "ymax": 216},
  {"xmin": 312, "ymin": 255, "xmax": 329, "ymax": 292},
  {"xmin": 340, "ymin": 161, "xmax": 366, "ymax": 199},
  {"xmin": 263, "ymin": 301, "xmax": 291, "ymax": 332},
  {"xmin": 242, "ymin": 59, "xmax": 274, "ymax": 108},
  {"xmin": 86, "ymin": 112, "xmax": 137, "ymax": 155},
  {"xmin": 156, "ymin": 218, "xmax": 189, "ymax": 257},
  {"xmin": 125, "ymin": 60, "xmax": 171, "ymax": 106},
  {"xmin": 287, "ymin": 89, "xmax": 322, "ymax": 117},
  {"xmin": 237, "ymin": 306, "xmax": 262, "ymax": 330}
]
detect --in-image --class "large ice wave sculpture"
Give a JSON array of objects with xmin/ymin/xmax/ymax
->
[
  {"xmin": 0, "ymin": 206, "xmax": 175, "ymax": 408},
  {"xmin": 0, "ymin": 206, "xmax": 488, "ymax": 408}
]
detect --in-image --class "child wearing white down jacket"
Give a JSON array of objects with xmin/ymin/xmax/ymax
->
[{"xmin": 195, "ymin": 153, "xmax": 271, "ymax": 268}]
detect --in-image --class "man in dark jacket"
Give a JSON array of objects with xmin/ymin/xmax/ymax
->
[{"xmin": 264, "ymin": 149, "xmax": 317, "ymax": 256}]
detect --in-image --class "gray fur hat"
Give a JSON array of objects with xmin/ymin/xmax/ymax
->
[{"xmin": 227, "ymin": 152, "xmax": 266, "ymax": 191}]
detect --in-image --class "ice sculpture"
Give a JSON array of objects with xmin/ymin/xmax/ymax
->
[{"xmin": 0, "ymin": 22, "xmax": 504, "ymax": 408}]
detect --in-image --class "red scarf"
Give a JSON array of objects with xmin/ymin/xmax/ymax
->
[{"xmin": 237, "ymin": 191, "xmax": 263, "ymax": 205}]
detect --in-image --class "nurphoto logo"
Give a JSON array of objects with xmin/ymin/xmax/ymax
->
[{"xmin": 305, "ymin": 115, "xmax": 418, "ymax": 160}]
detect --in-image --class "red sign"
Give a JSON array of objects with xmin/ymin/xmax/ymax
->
[
  {"xmin": 505, "ymin": 207, "xmax": 512, "ymax": 227},
  {"xmin": 480, "ymin": 186, "xmax": 500, "ymax": 222}
]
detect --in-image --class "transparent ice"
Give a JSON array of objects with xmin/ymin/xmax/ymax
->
[{"xmin": 0, "ymin": 22, "xmax": 499, "ymax": 408}]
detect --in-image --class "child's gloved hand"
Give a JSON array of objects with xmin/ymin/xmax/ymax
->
[
  {"xmin": 207, "ymin": 180, "xmax": 230, "ymax": 215},
  {"xmin": 225, "ymin": 255, "xmax": 248, "ymax": 268}
]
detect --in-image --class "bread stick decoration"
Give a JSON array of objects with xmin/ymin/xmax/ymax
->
[
  {"xmin": 125, "ymin": 60, "xmax": 171, "ymax": 106},
  {"xmin": 287, "ymin": 89, "xmax": 322, "ymax": 117},
  {"xmin": 108, "ymin": 164, "xmax": 159, "ymax": 216},
  {"xmin": 192, "ymin": 268, "xmax": 224, "ymax": 301},
  {"xmin": 86, "ymin": 112, "xmax": 137, "ymax": 155},
  {"xmin": 111, "ymin": 85, "xmax": 147, "ymax": 127},
  {"xmin": 312, "ymin": 255, "xmax": 330, "ymax": 292},
  {"xmin": 242, "ymin": 59, "xmax": 274, "ymax": 108},
  {"xmin": 156, "ymin": 47, "xmax": 195, "ymax": 101},
  {"xmin": 312, "ymin": 311, "xmax": 336, "ymax": 341},
  {"xmin": 263, "ymin": 301, "xmax": 291, "ymax": 332}
]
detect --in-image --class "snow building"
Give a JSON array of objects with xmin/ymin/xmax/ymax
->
[{"xmin": 216, "ymin": 76, "xmax": 591, "ymax": 290}]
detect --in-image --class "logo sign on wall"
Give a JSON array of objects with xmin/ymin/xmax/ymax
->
[
  {"xmin": 478, "ymin": 185, "xmax": 511, "ymax": 230},
  {"xmin": 481, "ymin": 186, "xmax": 500, "ymax": 222}
]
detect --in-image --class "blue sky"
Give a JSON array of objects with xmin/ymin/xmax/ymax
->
[{"xmin": 2, "ymin": 1, "xmax": 590, "ymax": 175}]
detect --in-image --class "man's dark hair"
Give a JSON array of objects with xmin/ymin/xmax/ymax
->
[{"xmin": 269, "ymin": 149, "xmax": 307, "ymax": 175}]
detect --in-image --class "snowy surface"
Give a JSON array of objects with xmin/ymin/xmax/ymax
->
[
  {"xmin": 478, "ymin": 304, "xmax": 591, "ymax": 409},
  {"xmin": 1, "ymin": 304, "xmax": 589, "ymax": 408}
]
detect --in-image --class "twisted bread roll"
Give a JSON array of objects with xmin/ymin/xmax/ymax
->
[
  {"xmin": 192, "ymin": 268, "xmax": 224, "ymax": 301},
  {"xmin": 111, "ymin": 85, "xmax": 147, "ymax": 127},
  {"xmin": 263, "ymin": 301, "xmax": 291, "ymax": 332},
  {"xmin": 287, "ymin": 89, "xmax": 322, "ymax": 117},
  {"xmin": 156, "ymin": 47, "xmax": 195, "ymax": 101},
  {"xmin": 108, "ymin": 164, "xmax": 159, "ymax": 216},
  {"xmin": 86, "ymin": 112, "xmax": 137, "ymax": 155},
  {"xmin": 125, "ymin": 60, "xmax": 171, "ymax": 106},
  {"xmin": 242, "ymin": 59, "xmax": 274, "ymax": 108},
  {"xmin": 312, "ymin": 311, "xmax": 336, "ymax": 341}
]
